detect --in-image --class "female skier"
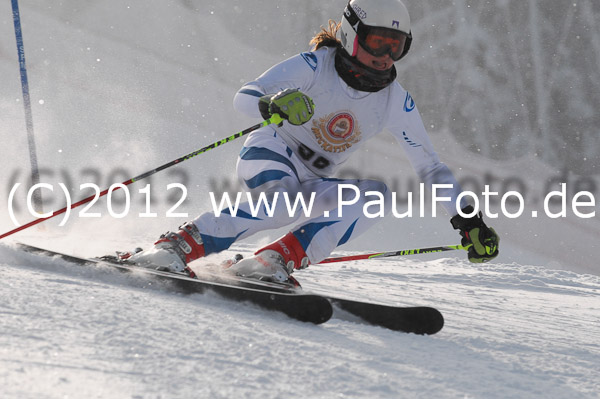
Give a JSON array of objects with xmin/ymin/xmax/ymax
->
[{"xmin": 123, "ymin": 0, "xmax": 499, "ymax": 282}]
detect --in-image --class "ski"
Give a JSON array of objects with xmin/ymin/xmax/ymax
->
[
  {"xmin": 326, "ymin": 296, "xmax": 443, "ymax": 335},
  {"xmin": 210, "ymin": 267, "xmax": 443, "ymax": 334},
  {"xmin": 17, "ymin": 243, "xmax": 444, "ymax": 334},
  {"xmin": 220, "ymin": 253, "xmax": 444, "ymax": 335},
  {"xmin": 16, "ymin": 243, "xmax": 332, "ymax": 325}
]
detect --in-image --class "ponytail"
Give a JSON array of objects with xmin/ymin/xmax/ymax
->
[{"xmin": 309, "ymin": 20, "xmax": 342, "ymax": 50}]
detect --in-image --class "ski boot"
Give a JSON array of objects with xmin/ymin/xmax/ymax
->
[
  {"xmin": 110, "ymin": 222, "xmax": 205, "ymax": 277},
  {"xmin": 226, "ymin": 232, "xmax": 308, "ymax": 286}
]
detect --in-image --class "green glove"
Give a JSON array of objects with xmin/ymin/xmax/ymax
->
[
  {"xmin": 450, "ymin": 206, "xmax": 500, "ymax": 263},
  {"xmin": 259, "ymin": 88, "xmax": 315, "ymax": 126}
]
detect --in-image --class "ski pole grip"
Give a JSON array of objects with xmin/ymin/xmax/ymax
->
[{"xmin": 268, "ymin": 113, "xmax": 284, "ymax": 126}]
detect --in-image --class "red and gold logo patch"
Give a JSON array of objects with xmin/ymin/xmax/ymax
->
[{"xmin": 311, "ymin": 112, "xmax": 361, "ymax": 152}]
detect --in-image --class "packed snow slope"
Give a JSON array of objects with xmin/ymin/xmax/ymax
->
[{"xmin": 1, "ymin": 242, "xmax": 599, "ymax": 399}]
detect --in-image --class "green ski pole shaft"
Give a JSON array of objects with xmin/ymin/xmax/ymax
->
[{"xmin": 318, "ymin": 244, "xmax": 468, "ymax": 264}]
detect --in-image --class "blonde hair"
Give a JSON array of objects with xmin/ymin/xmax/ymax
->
[{"xmin": 309, "ymin": 20, "xmax": 342, "ymax": 51}]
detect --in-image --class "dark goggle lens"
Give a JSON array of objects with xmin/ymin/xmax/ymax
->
[{"xmin": 361, "ymin": 29, "xmax": 407, "ymax": 60}]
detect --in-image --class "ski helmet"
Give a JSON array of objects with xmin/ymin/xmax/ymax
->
[{"xmin": 339, "ymin": 0, "xmax": 412, "ymax": 61}]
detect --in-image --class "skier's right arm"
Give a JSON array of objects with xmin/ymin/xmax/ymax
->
[{"xmin": 233, "ymin": 52, "xmax": 319, "ymax": 121}]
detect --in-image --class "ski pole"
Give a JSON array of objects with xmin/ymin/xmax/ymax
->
[
  {"xmin": 0, "ymin": 114, "xmax": 284, "ymax": 240},
  {"xmin": 318, "ymin": 244, "xmax": 469, "ymax": 264}
]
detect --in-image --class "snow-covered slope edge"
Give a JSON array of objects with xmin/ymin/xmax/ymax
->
[{"xmin": 1, "ymin": 243, "xmax": 598, "ymax": 399}]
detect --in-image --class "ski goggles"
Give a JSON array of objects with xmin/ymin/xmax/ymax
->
[
  {"xmin": 344, "ymin": 3, "xmax": 412, "ymax": 61},
  {"xmin": 358, "ymin": 27, "xmax": 410, "ymax": 61}
]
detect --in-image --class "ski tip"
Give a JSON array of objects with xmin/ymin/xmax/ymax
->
[
  {"xmin": 282, "ymin": 295, "xmax": 333, "ymax": 325},
  {"xmin": 372, "ymin": 306, "xmax": 444, "ymax": 335},
  {"xmin": 409, "ymin": 307, "xmax": 444, "ymax": 335}
]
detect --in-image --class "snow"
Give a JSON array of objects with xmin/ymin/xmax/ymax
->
[
  {"xmin": 1, "ymin": 243, "xmax": 599, "ymax": 398},
  {"xmin": 1, "ymin": 0, "xmax": 600, "ymax": 397}
]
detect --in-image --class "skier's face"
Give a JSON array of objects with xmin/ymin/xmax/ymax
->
[{"xmin": 355, "ymin": 45, "xmax": 394, "ymax": 71}]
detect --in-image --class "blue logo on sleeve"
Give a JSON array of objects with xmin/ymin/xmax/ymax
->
[
  {"xmin": 301, "ymin": 52, "xmax": 318, "ymax": 71},
  {"xmin": 404, "ymin": 92, "xmax": 415, "ymax": 112}
]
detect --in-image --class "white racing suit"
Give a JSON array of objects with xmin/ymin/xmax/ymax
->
[{"xmin": 192, "ymin": 46, "xmax": 465, "ymax": 263}]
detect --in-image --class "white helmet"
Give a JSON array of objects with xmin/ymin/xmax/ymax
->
[{"xmin": 339, "ymin": 0, "xmax": 412, "ymax": 61}]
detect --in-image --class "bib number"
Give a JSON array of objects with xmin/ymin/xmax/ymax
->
[{"xmin": 298, "ymin": 144, "xmax": 330, "ymax": 170}]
